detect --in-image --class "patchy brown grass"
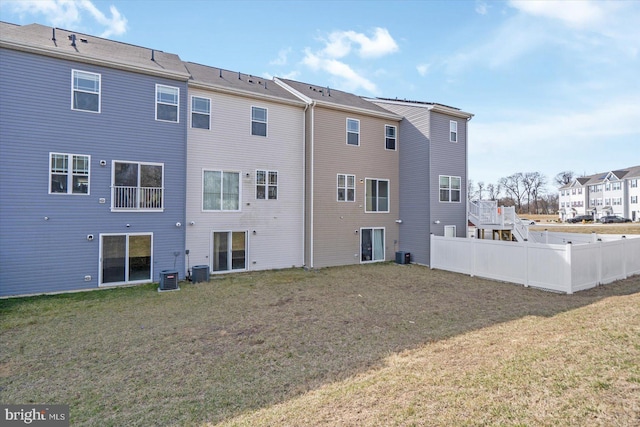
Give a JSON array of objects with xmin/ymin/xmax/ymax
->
[
  {"xmin": 1, "ymin": 264, "xmax": 639, "ymax": 426},
  {"xmin": 531, "ymin": 222, "xmax": 640, "ymax": 235}
]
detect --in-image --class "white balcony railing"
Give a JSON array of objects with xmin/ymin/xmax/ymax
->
[{"xmin": 112, "ymin": 186, "xmax": 163, "ymax": 210}]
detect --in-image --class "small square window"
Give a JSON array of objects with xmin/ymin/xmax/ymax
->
[
  {"xmin": 347, "ymin": 118, "xmax": 360, "ymax": 146},
  {"xmin": 50, "ymin": 153, "xmax": 90, "ymax": 194},
  {"xmin": 252, "ymin": 107, "xmax": 267, "ymax": 136},
  {"xmin": 337, "ymin": 174, "xmax": 355, "ymax": 202},
  {"xmin": 256, "ymin": 170, "xmax": 277, "ymax": 199}
]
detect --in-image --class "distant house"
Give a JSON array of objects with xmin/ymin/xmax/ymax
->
[
  {"xmin": 183, "ymin": 63, "xmax": 306, "ymax": 274},
  {"xmin": 558, "ymin": 165, "xmax": 640, "ymax": 221},
  {"xmin": 0, "ymin": 23, "xmax": 189, "ymax": 296},
  {"xmin": 276, "ymin": 79, "xmax": 402, "ymax": 268},
  {"xmin": 368, "ymin": 98, "xmax": 473, "ymax": 265}
]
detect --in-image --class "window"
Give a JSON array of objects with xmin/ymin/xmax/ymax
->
[
  {"xmin": 361, "ymin": 228, "xmax": 384, "ymax": 263},
  {"xmin": 251, "ymin": 106, "xmax": 267, "ymax": 136},
  {"xmin": 605, "ymin": 198, "xmax": 611, "ymax": 206},
  {"xmin": 578, "ymin": 188, "xmax": 583, "ymax": 194},
  {"xmin": 365, "ymin": 179, "xmax": 389, "ymax": 212},
  {"xmin": 112, "ymin": 161, "xmax": 163, "ymax": 210},
  {"xmin": 337, "ymin": 174, "xmax": 355, "ymax": 202},
  {"xmin": 439, "ymin": 175, "xmax": 461, "ymax": 202},
  {"xmin": 613, "ymin": 198, "xmax": 622, "ymax": 206},
  {"xmin": 191, "ymin": 96, "xmax": 210, "ymax": 129},
  {"xmin": 605, "ymin": 183, "xmax": 611, "ymax": 191},
  {"xmin": 156, "ymin": 85, "xmax": 179, "ymax": 122},
  {"xmin": 632, "ymin": 196, "xmax": 638, "ymax": 204},
  {"xmin": 612, "ymin": 182, "xmax": 621, "ymax": 190},
  {"xmin": 450, "ymin": 120, "xmax": 458, "ymax": 142},
  {"xmin": 590, "ymin": 199, "xmax": 596, "ymax": 206},
  {"xmin": 385, "ymin": 125, "xmax": 397, "ymax": 150},
  {"xmin": 72, "ymin": 70, "xmax": 100, "ymax": 112},
  {"xmin": 50, "ymin": 153, "xmax": 90, "ymax": 194},
  {"xmin": 572, "ymin": 189, "xmax": 576, "ymax": 195},
  {"xmin": 256, "ymin": 170, "xmax": 277, "ymax": 200},
  {"xmin": 632, "ymin": 179, "xmax": 638, "ymax": 188},
  {"xmin": 203, "ymin": 170, "xmax": 240, "ymax": 211},
  {"xmin": 347, "ymin": 118, "xmax": 360, "ymax": 146},
  {"xmin": 100, "ymin": 233, "xmax": 152, "ymax": 285},
  {"xmin": 212, "ymin": 231, "xmax": 246, "ymax": 272}
]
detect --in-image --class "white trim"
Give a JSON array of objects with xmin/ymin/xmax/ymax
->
[
  {"xmin": 210, "ymin": 230, "xmax": 248, "ymax": 273},
  {"xmin": 444, "ymin": 225, "xmax": 456, "ymax": 238},
  {"xmin": 337, "ymin": 173, "xmax": 356, "ymax": 202},
  {"xmin": 201, "ymin": 169, "xmax": 242, "ymax": 212},
  {"xmin": 110, "ymin": 160, "xmax": 165, "ymax": 212},
  {"xmin": 385, "ymin": 124, "xmax": 397, "ymax": 151},
  {"xmin": 439, "ymin": 175, "xmax": 462, "ymax": 203},
  {"xmin": 255, "ymin": 169, "xmax": 278, "ymax": 200},
  {"xmin": 48, "ymin": 152, "xmax": 91, "ymax": 195},
  {"xmin": 364, "ymin": 177, "xmax": 390, "ymax": 213},
  {"xmin": 251, "ymin": 105, "xmax": 268, "ymax": 137},
  {"xmin": 360, "ymin": 227, "xmax": 386, "ymax": 263},
  {"xmin": 449, "ymin": 120, "xmax": 458, "ymax": 143},
  {"xmin": 346, "ymin": 118, "xmax": 360, "ymax": 146},
  {"xmin": 190, "ymin": 95, "xmax": 211, "ymax": 130},
  {"xmin": 155, "ymin": 84, "xmax": 180, "ymax": 123}
]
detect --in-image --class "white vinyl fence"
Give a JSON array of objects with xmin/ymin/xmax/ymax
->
[{"xmin": 430, "ymin": 233, "xmax": 640, "ymax": 294}]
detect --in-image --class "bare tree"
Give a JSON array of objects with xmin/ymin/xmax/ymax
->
[
  {"xmin": 477, "ymin": 181, "xmax": 485, "ymax": 200},
  {"xmin": 467, "ymin": 179, "xmax": 476, "ymax": 202},
  {"xmin": 554, "ymin": 171, "xmax": 575, "ymax": 187},
  {"xmin": 499, "ymin": 173, "xmax": 526, "ymax": 213},
  {"xmin": 487, "ymin": 183, "xmax": 501, "ymax": 201},
  {"xmin": 523, "ymin": 172, "xmax": 548, "ymax": 214}
]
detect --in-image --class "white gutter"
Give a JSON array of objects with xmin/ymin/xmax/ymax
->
[{"xmin": 188, "ymin": 81, "xmax": 307, "ymax": 107}]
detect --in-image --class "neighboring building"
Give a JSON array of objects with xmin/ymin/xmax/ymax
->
[
  {"xmin": 0, "ymin": 23, "xmax": 189, "ymax": 296},
  {"xmin": 558, "ymin": 165, "xmax": 640, "ymax": 221},
  {"xmin": 368, "ymin": 98, "xmax": 473, "ymax": 265},
  {"xmin": 183, "ymin": 63, "xmax": 306, "ymax": 274},
  {"xmin": 275, "ymin": 79, "xmax": 403, "ymax": 268}
]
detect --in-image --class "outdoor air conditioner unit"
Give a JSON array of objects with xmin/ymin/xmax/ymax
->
[{"xmin": 158, "ymin": 270, "xmax": 179, "ymax": 292}]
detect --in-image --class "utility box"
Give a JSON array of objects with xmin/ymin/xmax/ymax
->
[
  {"xmin": 192, "ymin": 265, "xmax": 210, "ymax": 283},
  {"xmin": 395, "ymin": 251, "xmax": 410, "ymax": 265},
  {"xmin": 158, "ymin": 270, "xmax": 179, "ymax": 292}
]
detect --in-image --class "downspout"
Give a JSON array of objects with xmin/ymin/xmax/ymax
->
[
  {"xmin": 302, "ymin": 101, "xmax": 308, "ymax": 268},
  {"xmin": 309, "ymin": 101, "xmax": 316, "ymax": 268}
]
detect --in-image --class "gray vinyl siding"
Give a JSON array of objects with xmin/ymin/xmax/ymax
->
[
  {"xmin": 429, "ymin": 112, "xmax": 467, "ymax": 239},
  {"xmin": 0, "ymin": 49, "xmax": 187, "ymax": 296},
  {"xmin": 185, "ymin": 88, "xmax": 305, "ymax": 272},
  {"xmin": 309, "ymin": 108, "xmax": 400, "ymax": 268}
]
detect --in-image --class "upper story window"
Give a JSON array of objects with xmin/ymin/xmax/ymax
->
[
  {"xmin": 365, "ymin": 178, "xmax": 389, "ymax": 212},
  {"xmin": 450, "ymin": 120, "xmax": 458, "ymax": 142},
  {"xmin": 191, "ymin": 96, "xmax": 211, "ymax": 129},
  {"xmin": 50, "ymin": 153, "xmax": 90, "ymax": 194},
  {"xmin": 439, "ymin": 175, "xmax": 461, "ymax": 203},
  {"xmin": 72, "ymin": 70, "xmax": 100, "ymax": 113},
  {"xmin": 156, "ymin": 85, "xmax": 179, "ymax": 122},
  {"xmin": 347, "ymin": 118, "xmax": 360, "ymax": 146},
  {"xmin": 632, "ymin": 179, "xmax": 638, "ymax": 188},
  {"xmin": 578, "ymin": 188, "xmax": 582, "ymax": 194},
  {"xmin": 337, "ymin": 174, "xmax": 355, "ymax": 202},
  {"xmin": 631, "ymin": 196, "xmax": 638, "ymax": 204},
  {"xmin": 203, "ymin": 170, "xmax": 240, "ymax": 211},
  {"xmin": 112, "ymin": 161, "xmax": 163, "ymax": 211},
  {"xmin": 385, "ymin": 125, "xmax": 397, "ymax": 150},
  {"xmin": 251, "ymin": 106, "xmax": 267, "ymax": 136},
  {"xmin": 612, "ymin": 182, "xmax": 621, "ymax": 190},
  {"xmin": 256, "ymin": 170, "xmax": 277, "ymax": 200}
]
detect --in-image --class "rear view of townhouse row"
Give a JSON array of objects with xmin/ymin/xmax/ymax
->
[{"xmin": 0, "ymin": 23, "xmax": 472, "ymax": 297}]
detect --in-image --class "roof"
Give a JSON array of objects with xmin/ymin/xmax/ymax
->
[
  {"xmin": 0, "ymin": 22, "xmax": 190, "ymax": 80},
  {"xmin": 275, "ymin": 78, "xmax": 401, "ymax": 120},
  {"xmin": 563, "ymin": 165, "xmax": 640, "ymax": 188},
  {"xmin": 366, "ymin": 97, "xmax": 474, "ymax": 119},
  {"xmin": 184, "ymin": 62, "xmax": 304, "ymax": 106}
]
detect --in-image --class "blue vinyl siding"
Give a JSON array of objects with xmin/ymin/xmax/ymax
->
[{"xmin": 0, "ymin": 49, "xmax": 187, "ymax": 296}]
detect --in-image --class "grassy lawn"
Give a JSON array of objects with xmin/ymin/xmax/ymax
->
[{"xmin": 1, "ymin": 264, "xmax": 639, "ymax": 426}]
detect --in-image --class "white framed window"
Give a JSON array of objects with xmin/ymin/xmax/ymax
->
[
  {"xmin": 365, "ymin": 178, "xmax": 389, "ymax": 212},
  {"xmin": 613, "ymin": 198, "xmax": 622, "ymax": 205},
  {"xmin": 191, "ymin": 96, "xmax": 210, "ymax": 129},
  {"xmin": 444, "ymin": 225, "xmax": 457, "ymax": 238},
  {"xmin": 100, "ymin": 233, "xmax": 153, "ymax": 285},
  {"xmin": 111, "ymin": 161, "xmax": 164, "ymax": 211},
  {"xmin": 337, "ymin": 174, "xmax": 355, "ymax": 202},
  {"xmin": 251, "ymin": 106, "xmax": 267, "ymax": 136},
  {"xmin": 631, "ymin": 196, "xmax": 638, "ymax": 204},
  {"xmin": 450, "ymin": 120, "xmax": 458, "ymax": 142},
  {"xmin": 347, "ymin": 118, "xmax": 360, "ymax": 146},
  {"xmin": 361, "ymin": 227, "xmax": 385, "ymax": 263},
  {"xmin": 439, "ymin": 175, "xmax": 461, "ymax": 202},
  {"xmin": 612, "ymin": 182, "xmax": 621, "ymax": 190},
  {"xmin": 203, "ymin": 170, "xmax": 240, "ymax": 211},
  {"xmin": 72, "ymin": 70, "xmax": 100, "ymax": 113},
  {"xmin": 385, "ymin": 125, "xmax": 397, "ymax": 150},
  {"xmin": 256, "ymin": 170, "xmax": 277, "ymax": 200},
  {"xmin": 212, "ymin": 231, "xmax": 246, "ymax": 272},
  {"xmin": 49, "ymin": 153, "xmax": 90, "ymax": 194},
  {"xmin": 631, "ymin": 179, "xmax": 638, "ymax": 188},
  {"xmin": 156, "ymin": 84, "xmax": 179, "ymax": 122}
]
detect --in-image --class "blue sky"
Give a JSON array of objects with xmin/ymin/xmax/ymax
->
[{"xmin": 2, "ymin": 0, "xmax": 639, "ymax": 193}]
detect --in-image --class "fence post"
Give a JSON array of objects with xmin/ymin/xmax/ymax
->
[
  {"xmin": 565, "ymin": 242, "xmax": 573, "ymax": 294},
  {"xmin": 429, "ymin": 233, "xmax": 434, "ymax": 270},
  {"xmin": 524, "ymin": 240, "xmax": 529, "ymax": 287},
  {"xmin": 622, "ymin": 236, "xmax": 627, "ymax": 279}
]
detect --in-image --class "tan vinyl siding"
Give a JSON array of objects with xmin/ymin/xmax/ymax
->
[
  {"xmin": 186, "ymin": 88, "xmax": 305, "ymax": 272},
  {"xmin": 309, "ymin": 107, "xmax": 400, "ymax": 268}
]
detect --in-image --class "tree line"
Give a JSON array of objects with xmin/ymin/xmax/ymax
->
[{"xmin": 469, "ymin": 171, "xmax": 574, "ymax": 215}]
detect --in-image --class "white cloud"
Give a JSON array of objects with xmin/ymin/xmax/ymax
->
[
  {"xmin": 269, "ymin": 47, "xmax": 291, "ymax": 66},
  {"xmin": 3, "ymin": 0, "xmax": 127, "ymax": 37},
  {"xmin": 300, "ymin": 27, "xmax": 398, "ymax": 94},
  {"xmin": 416, "ymin": 63, "xmax": 430, "ymax": 76},
  {"xmin": 508, "ymin": 0, "xmax": 603, "ymax": 29},
  {"xmin": 475, "ymin": 1, "xmax": 488, "ymax": 15}
]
